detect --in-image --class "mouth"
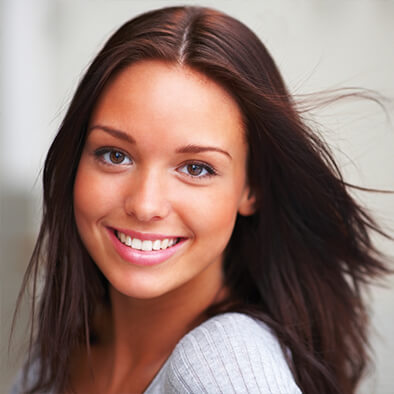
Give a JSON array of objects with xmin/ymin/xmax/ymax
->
[
  {"xmin": 115, "ymin": 230, "xmax": 181, "ymax": 252},
  {"xmin": 107, "ymin": 227, "xmax": 186, "ymax": 266}
]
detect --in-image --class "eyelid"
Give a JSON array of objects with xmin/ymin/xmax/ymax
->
[
  {"xmin": 177, "ymin": 160, "xmax": 218, "ymax": 180},
  {"xmin": 93, "ymin": 146, "xmax": 133, "ymax": 166}
]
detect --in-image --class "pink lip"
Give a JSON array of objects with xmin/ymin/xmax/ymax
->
[{"xmin": 107, "ymin": 228, "xmax": 187, "ymax": 266}]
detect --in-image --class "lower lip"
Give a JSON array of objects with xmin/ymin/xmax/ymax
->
[{"xmin": 107, "ymin": 229, "xmax": 186, "ymax": 266}]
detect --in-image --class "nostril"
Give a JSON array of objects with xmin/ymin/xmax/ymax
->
[{"xmin": 123, "ymin": 193, "xmax": 171, "ymax": 222}]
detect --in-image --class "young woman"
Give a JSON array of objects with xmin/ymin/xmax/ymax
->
[{"xmin": 11, "ymin": 5, "xmax": 391, "ymax": 394}]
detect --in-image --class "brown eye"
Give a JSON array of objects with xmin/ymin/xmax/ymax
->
[
  {"xmin": 95, "ymin": 148, "xmax": 132, "ymax": 166},
  {"xmin": 177, "ymin": 162, "xmax": 216, "ymax": 179},
  {"xmin": 187, "ymin": 164, "xmax": 203, "ymax": 176},
  {"xmin": 109, "ymin": 150, "xmax": 126, "ymax": 164}
]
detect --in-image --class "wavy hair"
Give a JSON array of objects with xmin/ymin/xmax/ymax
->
[{"xmin": 14, "ymin": 6, "xmax": 390, "ymax": 393}]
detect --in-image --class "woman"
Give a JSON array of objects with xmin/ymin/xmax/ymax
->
[{"xmin": 11, "ymin": 5, "xmax": 390, "ymax": 394}]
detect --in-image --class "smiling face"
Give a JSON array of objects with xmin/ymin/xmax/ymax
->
[{"xmin": 73, "ymin": 60, "xmax": 255, "ymax": 301}]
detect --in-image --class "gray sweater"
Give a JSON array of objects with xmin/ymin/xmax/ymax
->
[{"xmin": 11, "ymin": 312, "xmax": 301, "ymax": 393}]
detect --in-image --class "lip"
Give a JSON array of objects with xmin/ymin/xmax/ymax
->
[{"xmin": 107, "ymin": 228, "xmax": 187, "ymax": 266}]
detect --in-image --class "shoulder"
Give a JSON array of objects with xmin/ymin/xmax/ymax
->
[
  {"xmin": 161, "ymin": 312, "xmax": 302, "ymax": 393},
  {"xmin": 9, "ymin": 357, "xmax": 53, "ymax": 394}
]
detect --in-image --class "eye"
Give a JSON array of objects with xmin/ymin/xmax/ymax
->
[
  {"xmin": 178, "ymin": 162, "xmax": 216, "ymax": 178},
  {"xmin": 94, "ymin": 148, "xmax": 132, "ymax": 166}
]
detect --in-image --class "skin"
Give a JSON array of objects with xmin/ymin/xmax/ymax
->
[{"xmin": 72, "ymin": 60, "xmax": 255, "ymax": 393}]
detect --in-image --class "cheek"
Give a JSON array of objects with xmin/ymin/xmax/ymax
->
[
  {"xmin": 201, "ymin": 176, "xmax": 247, "ymax": 241},
  {"xmin": 176, "ymin": 184, "xmax": 241, "ymax": 242},
  {"xmin": 73, "ymin": 162, "xmax": 118, "ymax": 227}
]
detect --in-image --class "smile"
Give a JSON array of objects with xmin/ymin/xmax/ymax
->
[
  {"xmin": 107, "ymin": 228, "xmax": 186, "ymax": 266},
  {"xmin": 115, "ymin": 230, "xmax": 179, "ymax": 251}
]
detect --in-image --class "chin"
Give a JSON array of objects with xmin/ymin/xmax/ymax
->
[{"xmin": 108, "ymin": 274, "xmax": 178, "ymax": 300}]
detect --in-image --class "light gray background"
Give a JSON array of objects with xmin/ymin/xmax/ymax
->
[{"xmin": 1, "ymin": 0, "xmax": 393, "ymax": 393}]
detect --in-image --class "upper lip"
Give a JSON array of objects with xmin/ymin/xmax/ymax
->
[{"xmin": 109, "ymin": 227, "xmax": 183, "ymax": 241}]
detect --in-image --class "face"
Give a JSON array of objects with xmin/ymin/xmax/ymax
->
[{"xmin": 73, "ymin": 60, "xmax": 255, "ymax": 301}]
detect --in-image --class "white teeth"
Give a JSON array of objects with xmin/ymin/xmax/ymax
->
[
  {"xmin": 142, "ymin": 240, "xmax": 153, "ymax": 251},
  {"xmin": 131, "ymin": 238, "xmax": 142, "ymax": 250},
  {"xmin": 116, "ymin": 231, "xmax": 178, "ymax": 251},
  {"xmin": 152, "ymin": 240, "xmax": 161, "ymax": 250},
  {"xmin": 161, "ymin": 239, "xmax": 169, "ymax": 249}
]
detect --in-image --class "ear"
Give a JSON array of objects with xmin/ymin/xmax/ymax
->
[{"xmin": 238, "ymin": 186, "xmax": 256, "ymax": 216}]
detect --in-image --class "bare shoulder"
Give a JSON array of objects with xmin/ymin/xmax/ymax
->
[{"xmin": 161, "ymin": 312, "xmax": 302, "ymax": 393}]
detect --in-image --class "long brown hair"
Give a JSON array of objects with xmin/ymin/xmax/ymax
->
[{"xmin": 13, "ymin": 6, "xmax": 391, "ymax": 393}]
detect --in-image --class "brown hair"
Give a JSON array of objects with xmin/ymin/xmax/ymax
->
[{"xmin": 14, "ymin": 6, "xmax": 391, "ymax": 393}]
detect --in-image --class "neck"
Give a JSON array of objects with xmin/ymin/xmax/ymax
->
[{"xmin": 93, "ymin": 260, "xmax": 228, "ymax": 389}]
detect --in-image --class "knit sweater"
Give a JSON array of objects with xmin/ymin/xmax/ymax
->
[{"xmin": 11, "ymin": 312, "xmax": 301, "ymax": 393}]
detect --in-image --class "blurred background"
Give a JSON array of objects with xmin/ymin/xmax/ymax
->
[{"xmin": 1, "ymin": 0, "xmax": 393, "ymax": 392}]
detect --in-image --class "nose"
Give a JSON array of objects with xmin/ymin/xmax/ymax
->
[{"xmin": 124, "ymin": 169, "xmax": 171, "ymax": 222}]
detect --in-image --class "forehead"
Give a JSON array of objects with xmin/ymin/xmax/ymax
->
[{"xmin": 89, "ymin": 60, "xmax": 246, "ymax": 149}]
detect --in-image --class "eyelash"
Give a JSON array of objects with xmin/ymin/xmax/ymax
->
[
  {"xmin": 178, "ymin": 161, "xmax": 217, "ymax": 179},
  {"xmin": 93, "ymin": 147, "xmax": 218, "ymax": 179},
  {"xmin": 94, "ymin": 147, "xmax": 132, "ymax": 166}
]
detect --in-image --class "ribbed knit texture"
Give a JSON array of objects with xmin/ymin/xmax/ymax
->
[
  {"xmin": 10, "ymin": 313, "xmax": 301, "ymax": 393},
  {"xmin": 146, "ymin": 312, "xmax": 301, "ymax": 393}
]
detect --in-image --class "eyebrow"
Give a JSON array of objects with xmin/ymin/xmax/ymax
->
[
  {"xmin": 175, "ymin": 144, "xmax": 232, "ymax": 160},
  {"xmin": 88, "ymin": 125, "xmax": 136, "ymax": 144},
  {"xmin": 88, "ymin": 124, "xmax": 231, "ymax": 160}
]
